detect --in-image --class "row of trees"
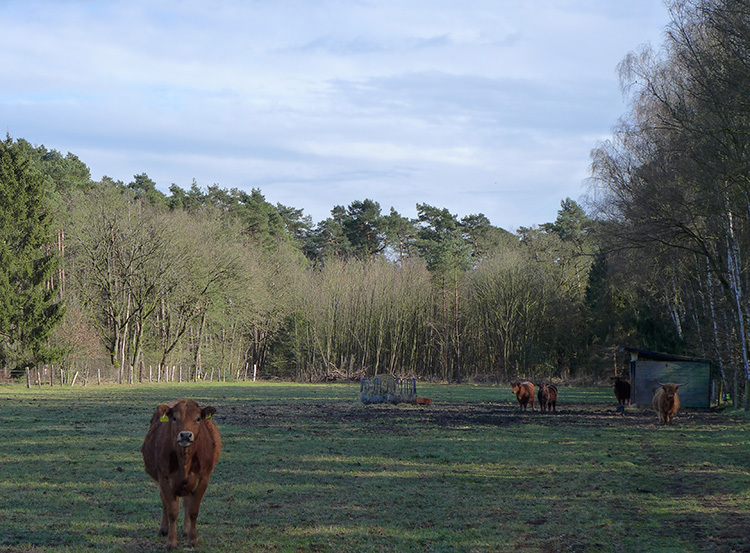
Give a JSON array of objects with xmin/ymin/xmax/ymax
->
[
  {"xmin": 3, "ymin": 0, "xmax": 748, "ymax": 406},
  {"xmin": 64, "ymin": 181, "xmax": 597, "ymax": 384},
  {"xmin": 2, "ymin": 137, "xmax": 605, "ymax": 385}
]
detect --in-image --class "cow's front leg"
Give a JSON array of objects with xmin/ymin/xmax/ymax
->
[
  {"xmin": 183, "ymin": 483, "xmax": 209, "ymax": 547},
  {"xmin": 182, "ymin": 496, "xmax": 190, "ymax": 537},
  {"xmin": 159, "ymin": 492, "xmax": 169, "ymax": 536},
  {"xmin": 160, "ymin": 486, "xmax": 180, "ymax": 550}
]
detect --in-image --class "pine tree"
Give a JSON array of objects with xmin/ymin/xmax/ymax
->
[{"xmin": 0, "ymin": 136, "xmax": 64, "ymax": 375}]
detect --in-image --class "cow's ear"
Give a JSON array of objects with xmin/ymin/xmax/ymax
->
[
  {"xmin": 157, "ymin": 404, "xmax": 171, "ymax": 423},
  {"xmin": 202, "ymin": 406, "xmax": 217, "ymax": 420}
]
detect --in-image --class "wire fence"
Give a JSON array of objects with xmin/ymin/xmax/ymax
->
[{"xmin": 19, "ymin": 360, "xmax": 263, "ymax": 387}]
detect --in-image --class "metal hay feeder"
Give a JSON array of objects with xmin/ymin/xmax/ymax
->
[{"xmin": 360, "ymin": 376, "xmax": 417, "ymax": 405}]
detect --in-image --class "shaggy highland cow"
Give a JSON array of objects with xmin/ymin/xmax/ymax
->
[
  {"xmin": 511, "ymin": 380, "xmax": 535, "ymax": 411},
  {"xmin": 652, "ymin": 383, "xmax": 681, "ymax": 424},
  {"xmin": 537, "ymin": 383, "xmax": 558, "ymax": 412}
]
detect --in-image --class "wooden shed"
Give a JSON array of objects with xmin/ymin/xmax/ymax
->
[{"xmin": 623, "ymin": 347, "xmax": 712, "ymax": 408}]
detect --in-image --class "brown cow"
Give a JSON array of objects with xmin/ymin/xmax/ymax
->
[
  {"xmin": 612, "ymin": 376, "xmax": 631, "ymax": 405},
  {"xmin": 141, "ymin": 399, "xmax": 222, "ymax": 550},
  {"xmin": 511, "ymin": 380, "xmax": 535, "ymax": 411},
  {"xmin": 537, "ymin": 383, "xmax": 558, "ymax": 412},
  {"xmin": 652, "ymin": 383, "xmax": 681, "ymax": 424}
]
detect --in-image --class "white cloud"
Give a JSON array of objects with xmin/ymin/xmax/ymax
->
[{"xmin": 0, "ymin": 0, "xmax": 670, "ymax": 228}]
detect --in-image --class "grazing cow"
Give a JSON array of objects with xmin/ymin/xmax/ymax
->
[
  {"xmin": 612, "ymin": 376, "xmax": 631, "ymax": 406},
  {"xmin": 511, "ymin": 380, "xmax": 535, "ymax": 411},
  {"xmin": 652, "ymin": 383, "xmax": 681, "ymax": 424},
  {"xmin": 537, "ymin": 383, "xmax": 558, "ymax": 412},
  {"xmin": 141, "ymin": 399, "xmax": 222, "ymax": 551}
]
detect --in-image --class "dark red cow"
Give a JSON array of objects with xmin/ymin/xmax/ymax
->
[
  {"xmin": 141, "ymin": 399, "xmax": 221, "ymax": 550},
  {"xmin": 537, "ymin": 383, "xmax": 558, "ymax": 412},
  {"xmin": 511, "ymin": 380, "xmax": 535, "ymax": 411},
  {"xmin": 612, "ymin": 376, "xmax": 631, "ymax": 406}
]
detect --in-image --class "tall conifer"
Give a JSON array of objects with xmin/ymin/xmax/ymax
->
[{"xmin": 0, "ymin": 136, "xmax": 64, "ymax": 374}]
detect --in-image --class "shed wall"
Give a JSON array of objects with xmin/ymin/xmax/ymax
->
[{"xmin": 631, "ymin": 359, "xmax": 711, "ymax": 408}]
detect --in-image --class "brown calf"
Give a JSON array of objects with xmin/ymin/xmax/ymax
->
[
  {"xmin": 652, "ymin": 383, "xmax": 681, "ymax": 424},
  {"xmin": 537, "ymin": 383, "xmax": 558, "ymax": 412},
  {"xmin": 511, "ymin": 380, "xmax": 535, "ymax": 411},
  {"xmin": 141, "ymin": 399, "xmax": 222, "ymax": 550}
]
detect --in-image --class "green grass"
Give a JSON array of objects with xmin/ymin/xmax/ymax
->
[{"xmin": 0, "ymin": 382, "xmax": 748, "ymax": 552}]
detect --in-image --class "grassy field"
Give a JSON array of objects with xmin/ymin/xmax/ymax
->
[{"xmin": 1, "ymin": 382, "xmax": 749, "ymax": 553}]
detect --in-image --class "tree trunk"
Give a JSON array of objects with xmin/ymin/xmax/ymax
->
[
  {"xmin": 194, "ymin": 312, "xmax": 206, "ymax": 379},
  {"xmin": 725, "ymin": 209, "xmax": 750, "ymax": 410},
  {"xmin": 453, "ymin": 270, "xmax": 461, "ymax": 382}
]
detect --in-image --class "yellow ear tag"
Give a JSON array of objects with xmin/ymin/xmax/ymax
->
[
  {"xmin": 160, "ymin": 414, "xmax": 169, "ymax": 423},
  {"xmin": 205, "ymin": 413, "xmax": 212, "ymax": 420}
]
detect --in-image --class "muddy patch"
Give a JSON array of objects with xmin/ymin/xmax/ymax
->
[{"xmin": 220, "ymin": 399, "xmax": 728, "ymax": 433}]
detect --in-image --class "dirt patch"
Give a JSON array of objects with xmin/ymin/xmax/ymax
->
[{"xmin": 219, "ymin": 399, "xmax": 727, "ymax": 432}]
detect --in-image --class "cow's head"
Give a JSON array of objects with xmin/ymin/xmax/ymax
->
[
  {"xmin": 156, "ymin": 399, "xmax": 217, "ymax": 448},
  {"xmin": 658, "ymin": 382, "xmax": 680, "ymax": 401}
]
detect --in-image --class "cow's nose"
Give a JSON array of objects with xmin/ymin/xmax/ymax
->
[{"xmin": 178, "ymin": 431, "xmax": 194, "ymax": 445}]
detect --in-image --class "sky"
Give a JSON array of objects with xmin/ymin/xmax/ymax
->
[{"xmin": 0, "ymin": 0, "xmax": 671, "ymax": 230}]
